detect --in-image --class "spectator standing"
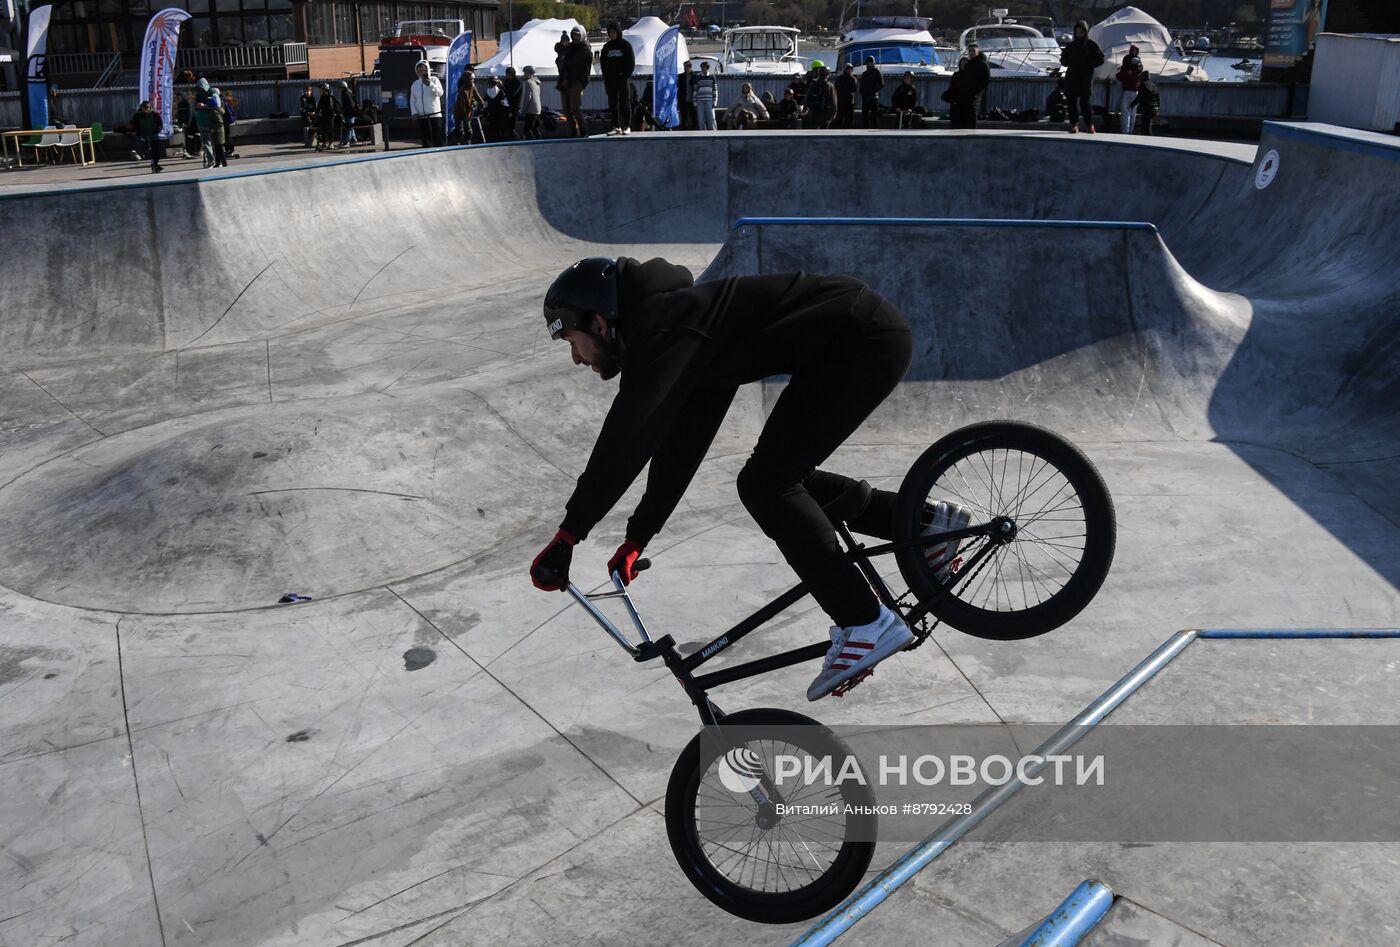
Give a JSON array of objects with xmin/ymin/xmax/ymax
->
[
  {"xmin": 207, "ymin": 87, "xmax": 228, "ymax": 167},
  {"xmin": 339, "ymin": 81, "xmax": 360, "ymax": 146},
  {"xmin": 222, "ymin": 90, "xmax": 240, "ymax": 157},
  {"xmin": 1115, "ymin": 44, "xmax": 1142, "ymax": 134},
  {"xmin": 503, "ymin": 66, "xmax": 523, "ymax": 137},
  {"xmin": 679, "ymin": 60, "xmax": 696, "ymax": 129},
  {"xmin": 726, "ymin": 82, "xmax": 769, "ymax": 129},
  {"xmin": 891, "ymin": 71, "xmax": 917, "ymax": 128},
  {"xmin": 803, "ymin": 65, "xmax": 836, "ymax": 129},
  {"xmin": 1129, "ymin": 70, "xmax": 1159, "ymax": 136},
  {"xmin": 315, "ymin": 81, "xmax": 339, "ymax": 151},
  {"xmin": 833, "ymin": 64, "xmax": 857, "ymax": 128},
  {"xmin": 132, "ymin": 100, "xmax": 164, "ymax": 173},
  {"xmin": 555, "ymin": 26, "xmax": 593, "ymax": 138},
  {"xmin": 299, "ymin": 85, "xmax": 318, "ymax": 146},
  {"xmin": 452, "ymin": 67, "xmax": 484, "ymax": 143},
  {"xmin": 484, "ymin": 79, "xmax": 515, "ymax": 141},
  {"xmin": 950, "ymin": 43, "xmax": 989, "ymax": 129},
  {"xmin": 520, "ymin": 65, "xmax": 544, "ymax": 139},
  {"xmin": 692, "ymin": 61, "xmax": 718, "ymax": 130},
  {"xmin": 778, "ymin": 88, "xmax": 800, "ymax": 128},
  {"xmin": 410, "ymin": 60, "xmax": 446, "ymax": 147},
  {"xmin": 1059, "ymin": 19, "xmax": 1104, "ymax": 133},
  {"xmin": 193, "ymin": 79, "xmax": 214, "ymax": 167},
  {"xmin": 601, "ymin": 22, "xmax": 635, "ymax": 135},
  {"xmin": 177, "ymin": 91, "xmax": 198, "ymax": 157},
  {"xmin": 859, "ymin": 56, "xmax": 885, "ymax": 128}
]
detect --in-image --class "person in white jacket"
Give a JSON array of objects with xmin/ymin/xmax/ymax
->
[
  {"xmin": 725, "ymin": 82, "xmax": 769, "ymax": 129},
  {"xmin": 410, "ymin": 60, "xmax": 445, "ymax": 148}
]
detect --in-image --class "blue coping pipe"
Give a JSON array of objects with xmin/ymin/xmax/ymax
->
[
  {"xmin": 788, "ymin": 627, "xmax": 1400, "ymax": 947},
  {"xmin": 1016, "ymin": 880, "xmax": 1116, "ymax": 946}
]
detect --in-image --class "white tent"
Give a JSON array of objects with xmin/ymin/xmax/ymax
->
[
  {"xmin": 622, "ymin": 16, "xmax": 691, "ymax": 76},
  {"xmin": 1089, "ymin": 7, "xmax": 1207, "ymax": 81},
  {"xmin": 477, "ymin": 18, "xmax": 586, "ymax": 77}
]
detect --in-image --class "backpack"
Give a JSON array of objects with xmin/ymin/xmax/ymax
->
[{"xmin": 804, "ymin": 77, "xmax": 830, "ymax": 114}]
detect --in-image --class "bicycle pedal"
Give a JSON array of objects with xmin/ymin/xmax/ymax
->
[{"xmin": 831, "ymin": 669, "xmax": 874, "ymax": 698}]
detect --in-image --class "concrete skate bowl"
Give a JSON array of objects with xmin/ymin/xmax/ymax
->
[{"xmin": 0, "ymin": 123, "xmax": 1397, "ymax": 615}]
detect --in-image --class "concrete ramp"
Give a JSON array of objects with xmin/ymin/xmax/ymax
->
[{"xmin": 2, "ymin": 125, "xmax": 1400, "ymax": 947}]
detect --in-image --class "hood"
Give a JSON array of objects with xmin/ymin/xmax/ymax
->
[
  {"xmin": 197, "ymin": 77, "xmax": 211, "ymax": 91},
  {"xmin": 616, "ymin": 257, "xmax": 695, "ymax": 323},
  {"xmin": 1129, "ymin": 44, "xmax": 1140, "ymax": 53},
  {"xmin": 1075, "ymin": 20, "xmax": 1089, "ymax": 35}
]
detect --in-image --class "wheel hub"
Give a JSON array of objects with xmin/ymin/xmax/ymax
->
[{"xmin": 989, "ymin": 515, "xmax": 1018, "ymax": 543}]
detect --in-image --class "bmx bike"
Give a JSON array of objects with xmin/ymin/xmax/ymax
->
[{"xmin": 538, "ymin": 421, "xmax": 1116, "ymax": 923}]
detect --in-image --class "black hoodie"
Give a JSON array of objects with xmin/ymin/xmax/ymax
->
[
  {"xmin": 560, "ymin": 259, "xmax": 869, "ymax": 544},
  {"xmin": 1060, "ymin": 21, "xmax": 1105, "ymax": 87},
  {"xmin": 601, "ymin": 36, "xmax": 636, "ymax": 85}
]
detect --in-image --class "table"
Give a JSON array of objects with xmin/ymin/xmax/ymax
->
[{"xmin": 0, "ymin": 127, "xmax": 96, "ymax": 168}]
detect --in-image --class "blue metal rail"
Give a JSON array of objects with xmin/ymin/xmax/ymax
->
[{"xmin": 789, "ymin": 626, "xmax": 1400, "ymax": 946}]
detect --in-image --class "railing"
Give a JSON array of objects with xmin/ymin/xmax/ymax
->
[
  {"xmin": 177, "ymin": 42, "xmax": 309, "ymax": 71},
  {"xmin": 44, "ymin": 51, "xmax": 121, "ymax": 78}
]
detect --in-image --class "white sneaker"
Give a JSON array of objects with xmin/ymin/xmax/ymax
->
[
  {"xmin": 807, "ymin": 605, "xmax": 914, "ymax": 701},
  {"xmin": 922, "ymin": 501, "xmax": 973, "ymax": 582},
  {"xmin": 606, "ymin": 127, "xmax": 621, "ymax": 136},
  {"xmin": 621, "ymin": 127, "xmax": 631, "ymax": 135}
]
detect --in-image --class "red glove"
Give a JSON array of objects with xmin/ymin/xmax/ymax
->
[
  {"xmin": 607, "ymin": 539, "xmax": 645, "ymax": 585},
  {"xmin": 530, "ymin": 529, "xmax": 578, "ymax": 591}
]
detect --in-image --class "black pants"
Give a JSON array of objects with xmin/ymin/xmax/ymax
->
[
  {"xmin": 735, "ymin": 290, "xmax": 913, "ymax": 628},
  {"xmin": 417, "ymin": 115, "xmax": 444, "ymax": 148},
  {"xmin": 862, "ymin": 99, "xmax": 880, "ymax": 128},
  {"xmin": 144, "ymin": 135, "xmax": 164, "ymax": 170},
  {"xmin": 835, "ymin": 106, "xmax": 854, "ymax": 129},
  {"xmin": 522, "ymin": 114, "xmax": 542, "ymax": 139},
  {"xmin": 1067, "ymin": 85, "xmax": 1093, "ymax": 128},
  {"xmin": 605, "ymin": 80, "xmax": 631, "ymax": 130},
  {"xmin": 950, "ymin": 102, "xmax": 977, "ymax": 129},
  {"xmin": 1136, "ymin": 109, "xmax": 1157, "ymax": 135}
]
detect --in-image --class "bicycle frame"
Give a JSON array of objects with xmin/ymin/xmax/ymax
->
[{"xmin": 564, "ymin": 518, "xmax": 1010, "ymax": 727}]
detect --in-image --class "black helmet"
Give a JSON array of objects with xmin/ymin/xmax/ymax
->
[{"xmin": 543, "ymin": 258, "xmax": 618, "ymax": 340}]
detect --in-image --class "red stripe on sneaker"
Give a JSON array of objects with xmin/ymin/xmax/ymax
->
[
  {"xmin": 837, "ymin": 651, "xmax": 866, "ymax": 662},
  {"xmin": 845, "ymin": 641, "xmax": 875, "ymax": 650}
]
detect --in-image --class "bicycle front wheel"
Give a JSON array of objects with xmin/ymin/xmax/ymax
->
[
  {"xmin": 665, "ymin": 708, "xmax": 876, "ymax": 924},
  {"xmin": 894, "ymin": 421, "xmax": 1116, "ymax": 640}
]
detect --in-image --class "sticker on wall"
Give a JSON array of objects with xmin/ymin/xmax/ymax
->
[{"xmin": 1255, "ymin": 149, "xmax": 1281, "ymax": 190}]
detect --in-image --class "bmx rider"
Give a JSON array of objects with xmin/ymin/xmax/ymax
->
[{"xmin": 528, "ymin": 258, "xmax": 969, "ymax": 699}]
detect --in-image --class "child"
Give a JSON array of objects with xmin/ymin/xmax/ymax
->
[{"xmin": 1129, "ymin": 70, "xmax": 1160, "ymax": 136}]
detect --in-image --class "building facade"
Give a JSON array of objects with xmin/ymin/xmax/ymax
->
[{"xmin": 21, "ymin": 0, "xmax": 496, "ymax": 84}]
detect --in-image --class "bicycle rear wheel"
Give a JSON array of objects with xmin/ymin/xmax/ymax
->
[
  {"xmin": 665, "ymin": 708, "xmax": 876, "ymax": 924},
  {"xmin": 894, "ymin": 421, "xmax": 1116, "ymax": 640}
]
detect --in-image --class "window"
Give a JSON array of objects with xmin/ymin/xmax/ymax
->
[
  {"xmin": 309, "ymin": 3, "xmax": 337, "ymax": 43},
  {"xmin": 242, "ymin": 15, "xmax": 271, "ymax": 43},
  {"xmin": 269, "ymin": 13, "xmax": 295, "ymax": 42}
]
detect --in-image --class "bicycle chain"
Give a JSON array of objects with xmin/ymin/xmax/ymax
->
[{"xmin": 903, "ymin": 539, "xmax": 1001, "ymax": 652}]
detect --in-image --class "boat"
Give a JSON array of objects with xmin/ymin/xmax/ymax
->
[
  {"xmin": 1088, "ymin": 7, "xmax": 1209, "ymax": 82},
  {"xmin": 835, "ymin": 16, "xmax": 954, "ymax": 76},
  {"xmin": 376, "ymin": 19, "xmax": 465, "ymax": 116},
  {"xmin": 476, "ymin": 17, "xmax": 588, "ymax": 78},
  {"xmin": 958, "ymin": 10, "xmax": 1063, "ymax": 76},
  {"xmin": 622, "ymin": 16, "xmax": 694, "ymax": 77},
  {"xmin": 714, "ymin": 26, "xmax": 804, "ymax": 77}
]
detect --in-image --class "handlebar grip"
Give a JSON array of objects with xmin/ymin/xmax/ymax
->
[
  {"xmin": 634, "ymin": 558, "xmax": 651, "ymax": 573},
  {"xmin": 532, "ymin": 565, "xmax": 563, "ymax": 584}
]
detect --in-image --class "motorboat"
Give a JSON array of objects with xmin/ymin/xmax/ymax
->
[
  {"xmin": 1089, "ymin": 7, "xmax": 1209, "ymax": 82},
  {"xmin": 959, "ymin": 11, "xmax": 1063, "ymax": 76},
  {"xmin": 958, "ymin": 12, "xmax": 1063, "ymax": 76},
  {"xmin": 835, "ymin": 16, "xmax": 954, "ymax": 76},
  {"xmin": 716, "ymin": 26, "xmax": 804, "ymax": 77}
]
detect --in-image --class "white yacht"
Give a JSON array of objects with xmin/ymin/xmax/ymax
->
[
  {"xmin": 958, "ymin": 11, "xmax": 1064, "ymax": 76},
  {"xmin": 835, "ymin": 16, "xmax": 955, "ymax": 76},
  {"xmin": 717, "ymin": 26, "xmax": 804, "ymax": 77},
  {"xmin": 1089, "ymin": 7, "xmax": 1209, "ymax": 82}
]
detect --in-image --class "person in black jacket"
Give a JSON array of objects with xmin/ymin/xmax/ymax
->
[
  {"xmin": 315, "ymin": 82, "xmax": 339, "ymax": 151},
  {"xmin": 600, "ymin": 22, "xmax": 635, "ymax": 135},
  {"xmin": 833, "ymin": 64, "xmax": 858, "ymax": 128},
  {"xmin": 891, "ymin": 71, "xmax": 918, "ymax": 127},
  {"xmin": 859, "ymin": 56, "xmax": 885, "ymax": 128},
  {"xmin": 679, "ymin": 60, "xmax": 696, "ymax": 129},
  {"xmin": 1129, "ymin": 70, "xmax": 1160, "ymax": 136},
  {"xmin": 528, "ymin": 258, "xmax": 968, "ymax": 701},
  {"xmin": 1059, "ymin": 19, "xmax": 1105, "ymax": 133},
  {"xmin": 951, "ymin": 43, "xmax": 990, "ymax": 129},
  {"xmin": 555, "ymin": 26, "xmax": 593, "ymax": 137}
]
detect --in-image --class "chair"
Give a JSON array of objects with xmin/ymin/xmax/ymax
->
[
  {"xmin": 87, "ymin": 122, "xmax": 106, "ymax": 161},
  {"xmin": 21, "ymin": 126, "xmax": 59, "ymax": 165},
  {"xmin": 53, "ymin": 125, "xmax": 85, "ymax": 164}
]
